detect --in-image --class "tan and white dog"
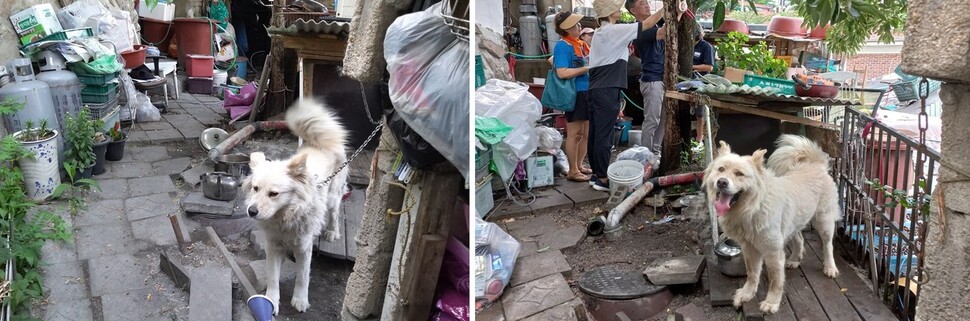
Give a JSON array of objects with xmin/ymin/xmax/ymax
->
[
  {"xmin": 703, "ymin": 135, "xmax": 840, "ymax": 313},
  {"xmin": 243, "ymin": 99, "xmax": 349, "ymax": 314}
]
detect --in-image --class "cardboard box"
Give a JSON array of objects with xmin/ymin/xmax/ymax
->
[
  {"xmin": 10, "ymin": 4, "xmax": 63, "ymax": 46},
  {"xmin": 526, "ymin": 154, "xmax": 554, "ymax": 188},
  {"xmin": 723, "ymin": 67, "xmax": 751, "ymax": 83},
  {"xmin": 138, "ymin": 2, "xmax": 175, "ymax": 22}
]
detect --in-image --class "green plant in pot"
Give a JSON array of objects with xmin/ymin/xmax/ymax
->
[
  {"xmin": 717, "ymin": 31, "xmax": 789, "ymax": 80},
  {"xmin": 64, "ymin": 107, "xmax": 97, "ymax": 179},
  {"xmin": 12, "ymin": 118, "xmax": 62, "ymax": 200},
  {"xmin": 91, "ymin": 119, "xmax": 111, "ymax": 175},
  {"xmin": 105, "ymin": 123, "xmax": 127, "ymax": 161}
]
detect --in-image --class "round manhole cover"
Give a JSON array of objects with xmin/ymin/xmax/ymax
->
[{"xmin": 578, "ymin": 265, "xmax": 667, "ymax": 299}]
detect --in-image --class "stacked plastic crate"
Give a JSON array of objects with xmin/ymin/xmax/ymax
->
[
  {"xmin": 186, "ymin": 54, "xmax": 215, "ymax": 94},
  {"xmin": 77, "ymin": 72, "xmax": 121, "ymax": 131}
]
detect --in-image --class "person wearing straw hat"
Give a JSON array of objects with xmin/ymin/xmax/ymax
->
[
  {"xmin": 585, "ymin": 0, "xmax": 664, "ymax": 191},
  {"xmin": 551, "ymin": 12, "xmax": 594, "ymax": 182}
]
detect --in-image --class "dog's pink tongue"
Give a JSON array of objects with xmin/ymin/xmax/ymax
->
[{"xmin": 714, "ymin": 193, "xmax": 732, "ymax": 217}]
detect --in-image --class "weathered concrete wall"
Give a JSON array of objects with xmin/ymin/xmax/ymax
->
[
  {"xmin": 916, "ymin": 84, "xmax": 970, "ymax": 321},
  {"xmin": 475, "ymin": 25, "xmax": 513, "ymax": 83},
  {"xmin": 901, "ymin": 0, "xmax": 970, "ymax": 84}
]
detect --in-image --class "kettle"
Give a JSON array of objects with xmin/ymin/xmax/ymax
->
[{"xmin": 201, "ymin": 172, "xmax": 240, "ymax": 201}]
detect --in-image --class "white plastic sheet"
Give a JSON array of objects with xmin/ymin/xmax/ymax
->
[
  {"xmin": 474, "ymin": 216, "xmax": 520, "ymax": 302},
  {"xmin": 475, "ymin": 80, "xmax": 542, "ymax": 181}
]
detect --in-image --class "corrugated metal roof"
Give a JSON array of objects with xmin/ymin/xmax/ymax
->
[
  {"xmin": 267, "ymin": 18, "xmax": 351, "ymax": 37},
  {"xmin": 704, "ymin": 91, "xmax": 861, "ymax": 106}
]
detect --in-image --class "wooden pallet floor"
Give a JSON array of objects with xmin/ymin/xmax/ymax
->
[{"xmin": 722, "ymin": 231, "xmax": 898, "ymax": 321}]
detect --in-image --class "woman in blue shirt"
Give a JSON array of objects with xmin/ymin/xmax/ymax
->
[{"xmin": 552, "ymin": 12, "xmax": 593, "ymax": 181}]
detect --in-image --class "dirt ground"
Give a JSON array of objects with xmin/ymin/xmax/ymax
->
[{"xmin": 541, "ymin": 191, "xmax": 740, "ymax": 321}]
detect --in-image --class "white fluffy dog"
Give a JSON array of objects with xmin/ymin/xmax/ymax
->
[
  {"xmin": 243, "ymin": 99, "xmax": 349, "ymax": 313},
  {"xmin": 703, "ymin": 135, "xmax": 840, "ymax": 314}
]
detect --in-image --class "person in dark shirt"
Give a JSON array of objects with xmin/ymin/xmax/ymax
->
[
  {"xmin": 627, "ymin": 0, "xmax": 683, "ymax": 156},
  {"xmin": 691, "ymin": 24, "xmax": 714, "ymax": 141},
  {"xmin": 585, "ymin": 0, "xmax": 664, "ymax": 191}
]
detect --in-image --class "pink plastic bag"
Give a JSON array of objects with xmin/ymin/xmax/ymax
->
[
  {"xmin": 224, "ymin": 83, "xmax": 257, "ymax": 107},
  {"xmin": 432, "ymin": 237, "xmax": 470, "ymax": 321}
]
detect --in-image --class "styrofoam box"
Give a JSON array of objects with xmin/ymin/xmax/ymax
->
[
  {"xmin": 10, "ymin": 4, "xmax": 63, "ymax": 46},
  {"xmin": 138, "ymin": 3, "xmax": 175, "ymax": 22},
  {"xmin": 475, "ymin": 174, "xmax": 494, "ymax": 218},
  {"xmin": 526, "ymin": 154, "xmax": 554, "ymax": 188},
  {"xmin": 336, "ymin": 0, "xmax": 358, "ymax": 18}
]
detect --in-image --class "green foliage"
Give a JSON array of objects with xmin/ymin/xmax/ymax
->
[
  {"xmin": 865, "ymin": 178, "xmax": 933, "ymax": 220},
  {"xmin": 14, "ymin": 119, "xmax": 54, "ymax": 143},
  {"xmin": 49, "ymin": 161, "xmax": 100, "ymax": 216},
  {"xmin": 717, "ymin": 31, "xmax": 788, "ymax": 78},
  {"xmin": 64, "ymin": 107, "xmax": 97, "ymax": 169},
  {"xmin": 725, "ymin": 10, "xmax": 799, "ymax": 25},
  {"xmin": 679, "ymin": 139, "xmax": 707, "ymax": 168},
  {"xmin": 619, "ymin": 9, "xmax": 636, "ymax": 24},
  {"xmin": 0, "ymin": 99, "xmax": 72, "ymax": 316},
  {"xmin": 791, "ymin": 0, "xmax": 907, "ymax": 55},
  {"xmin": 705, "ymin": 0, "xmax": 759, "ymax": 30},
  {"xmin": 108, "ymin": 126, "xmax": 125, "ymax": 142}
]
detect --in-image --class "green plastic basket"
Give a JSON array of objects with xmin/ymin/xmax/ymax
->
[
  {"xmin": 81, "ymin": 85, "xmax": 120, "ymax": 104},
  {"xmin": 76, "ymin": 72, "xmax": 118, "ymax": 86},
  {"xmin": 81, "ymin": 82, "xmax": 119, "ymax": 95},
  {"xmin": 743, "ymin": 74, "xmax": 796, "ymax": 96}
]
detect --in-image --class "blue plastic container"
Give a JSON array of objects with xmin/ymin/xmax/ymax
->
[
  {"xmin": 235, "ymin": 60, "xmax": 248, "ymax": 79},
  {"xmin": 617, "ymin": 117, "xmax": 632, "ymax": 145}
]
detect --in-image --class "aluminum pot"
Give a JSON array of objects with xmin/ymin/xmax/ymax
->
[
  {"xmin": 215, "ymin": 154, "xmax": 251, "ymax": 178},
  {"xmin": 201, "ymin": 172, "xmax": 239, "ymax": 201},
  {"xmin": 715, "ymin": 237, "xmax": 747, "ymax": 277}
]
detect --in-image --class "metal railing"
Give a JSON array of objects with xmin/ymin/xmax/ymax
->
[{"xmin": 837, "ymin": 107, "xmax": 939, "ymax": 321}]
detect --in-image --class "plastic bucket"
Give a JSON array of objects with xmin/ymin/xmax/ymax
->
[
  {"xmin": 120, "ymin": 45, "xmax": 147, "ymax": 69},
  {"xmin": 139, "ymin": 17, "xmax": 174, "ymax": 51},
  {"xmin": 235, "ymin": 58, "xmax": 248, "ymax": 79},
  {"xmin": 617, "ymin": 117, "xmax": 632, "ymax": 144},
  {"xmin": 173, "ymin": 18, "xmax": 217, "ymax": 67},
  {"xmin": 607, "ymin": 160, "xmax": 645, "ymax": 194},
  {"xmin": 213, "ymin": 69, "xmax": 228, "ymax": 86}
]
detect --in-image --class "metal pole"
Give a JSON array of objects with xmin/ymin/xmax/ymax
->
[{"xmin": 704, "ymin": 105, "xmax": 719, "ymax": 244}]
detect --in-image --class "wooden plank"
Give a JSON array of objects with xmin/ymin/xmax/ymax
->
[
  {"xmin": 799, "ymin": 239, "xmax": 864, "ymax": 321},
  {"xmin": 783, "ymin": 268, "xmax": 828, "ymax": 321},
  {"xmin": 206, "ymin": 226, "xmax": 258, "ymax": 298},
  {"xmin": 744, "ymin": 273, "xmax": 797, "ymax": 321},
  {"xmin": 805, "ymin": 125, "xmax": 842, "ymax": 158},
  {"xmin": 803, "ymin": 233, "xmax": 898, "ymax": 321},
  {"xmin": 708, "ymin": 257, "xmax": 740, "ymax": 306},
  {"xmin": 665, "ymin": 91, "xmax": 839, "ymax": 130}
]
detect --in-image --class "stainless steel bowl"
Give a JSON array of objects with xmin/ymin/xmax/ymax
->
[
  {"xmin": 715, "ymin": 237, "xmax": 747, "ymax": 277},
  {"xmin": 215, "ymin": 154, "xmax": 251, "ymax": 178},
  {"xmin": 573, "ymin": 6, "xmax": 595, "ymax": 17}
]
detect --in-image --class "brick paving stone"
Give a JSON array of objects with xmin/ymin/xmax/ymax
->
[
  {"xmin": 75, "ymin": 199, "xmax": 126, "ymax": 227},
  {"xmin": 147, "ymin": 128, "xmax": 184, "ymax": 143},
  {"xmin": 520, "ymin": 300, "xmax": 580, "ymax": 321},
  {"xmin": 518, "ymin": 240, "xmax": 538, "ymax": 258},
  {"xmin": 180, "ymin": 162, "xmax": 214, "ymax": 187},
  {"xmin": 477, "ymin": 301, "xmax": 506, "ymax": 321},
  {"xmin": 510, "ymin": 250, "xmax": 572, "ymax": 287},
  {"xmin": 42, "ymin": 297, "xmax": 94, "ymax": 321},
  {"xmin": 162, "ymin": 114, "xmax": 196, "ymax": 124},
  {"xmin": 501, "ymin": 274, "xmax": 575, "ymax": 321},
  {"xmin": 128, "ymin": 175, "xmax": 176, "ymax": 197},
  {"xmin": 528, "ymin": 192, "xmax": 575, "ymax": 214},
  {"xmin": 127, "ymin": 131, "xmax": 151, "ymax": 143},
  {"xmin": 106, "ymin": 162, "xmax": 153, "ymax": 179},
  {"xmin": 177, "ymin": 125, "xmax": 206, "ymax": 139},
  {"xmin": 642, "ymin": 255, "xmax": 706, "ymax": 285},
  {"xmin": 89, "ymin": 178, "xmax": 129, "ymax": 199},
  {"xmin": 153, "ymin": 157, "xmax": 192, "ymax": 176},
  {"xmin": 131, "ymin": 215, "xmax": 178, "ymax": 245},
  {"xmin": 75, "ymin": 224, "xmax": 136, "ymax": 260},
  {"xmin": 41, "ymin": 238, "xmax": 78, "ymax": 265},
  {"xmin": 126, "ymin": 193, "xmax": 179, "ymax": 221},
  {"xmin": 138, "ymin": 121, "xmax": 175, "ymax": 131},
  {"xmin": 537, "ymin": 225, "xmax": 586, "ymax": 251},
  {"xmin": 129, "ymin": 146, "xmax": 170, "ymax": 162},
  {"xmin": 41, "ymin": 260, "xmax": 88, "ymax": 301},
  {"xmin": 250, "ymin": 259, "xmax": 297, "ymax": 290},
  {"xmin": 100, "ymin": 288, "xmax": 175, "ymax": 321},
  {"xmin": 88, "ymin": 254, "xmax": 151, "ymax": 296},
  {"xmin": 181, "ymin": 192, "xmax": 235, "ymax": 216},
  {"xmin": 505, "ymin": 215, "xmax": 559, "ymax": 240},
  {"xmin": 188, "ymin": 267, "xmax": 232, "ymax": 321}
]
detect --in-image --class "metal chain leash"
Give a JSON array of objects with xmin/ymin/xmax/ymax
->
[
  {"xmin": 911, "ymin": 77, "xmax": 931, "ymax": 286},
  {"xmin": 318, "ymin": 118, "xmax": 385, "ymax": 188},
  {"xmin": 360, "ymin": 83, "xmax": 382, "ymax": 126}
]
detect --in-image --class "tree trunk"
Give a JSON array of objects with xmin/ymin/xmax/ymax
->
[
  {"xmin": 660, "ymin": 0, "xmax": 682, "ymax": 174},
  {"xmin": 261, "ymin": 0, "xmax": 288, "ymax": 120}
]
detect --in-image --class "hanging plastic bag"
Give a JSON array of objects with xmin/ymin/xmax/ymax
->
[
  {"xmin": 387, "ymin": 109, "xmax": 448, "ymax": 169},
  {"xmin": 134, "ymin": 92, "xmax": 160, "ymax": 122},
  {"xmin": 475, "ymin": 80, "xmax": 541, "ymax": 181},
  {"xmin": 385, "ymin": 2, "xmax": 469, "ymax": 179},
  {"xmin": 535, "ymin": 126, "xmax": 562, "ymax": 153},
  {"xmin": 474, "ymin": 217, "xmax": 520, "ymax": 302},
  {"xmin": 474, "ymin": 116, "xmax": 512, "ymax": 145},
  {"xmin": 117, "ymin": 72, "xmax": 138, "ymax": 121}
]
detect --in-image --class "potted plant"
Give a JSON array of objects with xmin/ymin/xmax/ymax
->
[
  {"xmin": 12, "ymin": 119, "xmax": 61, "ymax": 200},
  {"xmin": 91, "ymin": 119, "xmax": 111, "ymax": 175},
  {"xmin": 105, "ymin": 124, "xmax": 127, "ymax": 161},
  {"xmin": 64, "ymin": 107, "xmax": 97, "ymax": 179},
  {"xmin": 717, "ymin": 31, "xmax": 789, "ymax": 82}
]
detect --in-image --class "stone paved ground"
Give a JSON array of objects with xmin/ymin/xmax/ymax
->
[{"xmin": 30, "ymin": 92, "xmax": 357, "ymax": 321}]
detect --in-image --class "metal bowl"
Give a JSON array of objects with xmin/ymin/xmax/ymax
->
[
  {"xmin": 715, "ymin": 237, "xmax": 747, "ymax": 277},
  {"xmin": 215, "ymin": 154, "xmax": 251, "ymax": 178},
  {"xmin": 573, "ymin": 6, "xmax": 595, "ymax": 17}
]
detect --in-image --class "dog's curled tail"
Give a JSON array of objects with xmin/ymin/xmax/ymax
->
[
  {"xmin": 768, "ymin": 134, "xmax": 830, "ymax": 175},
  {"xmin": 285, "ymin": 98, "xmax": 349, "ymax": 152}
]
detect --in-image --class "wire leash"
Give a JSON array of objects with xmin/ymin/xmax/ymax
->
[{"xmin": 316, "ymin": 118, "xmax": 385, "ymax": 188}]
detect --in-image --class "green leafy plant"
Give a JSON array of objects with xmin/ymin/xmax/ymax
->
[
  {"xmin": 14, "ymin": 119, "xmax": 55, "ymax": 143},
  {"xmin": 865, "ymin": 177, "xmax": 933, "ymax": 221},
  {"xmin": 108, "ymin": 125, "xmax": 125, "ymax": 142},
  {"xmin": 49, "ymin": 161, "xmax": 100, "ymax": 215},
  {"xmin": 64, "ymin": 107, "xmax": 97, "ymax": 171},
  {"xmin": 717, "ymin": 31, "xmax": 788, "ymax": 78},
  {"xmin": 791, "ymin": 0, "xmax": 906, "ymax": 55},
  {"xmin": 0, "ymin": 98, "xmax": 72, "ymax": 316}
]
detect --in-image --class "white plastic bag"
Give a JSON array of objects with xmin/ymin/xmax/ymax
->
[
  {"xmin": 117, "ymin": 72, "xmax": 138, "ymax": 121},
  {"xmin": 134, "ymin": 92, "xmax": 160, "ymax": 123},
  {"xmin": 618, "ymin": 146, "xmax": 660, "ymax": 168},
  {"xmin": 475, "ymin": 80, "xmax": 542, "ymax": 181},
  {"xmin": 554, "ymin": 148, "xmax": 569, "ymax": 174},
  {"xmin": 57, "ymin": 0, "xmax": 108, "ymax": 29},
  {"xmin": 385, "ymin": 2, "xmax": 469, "ymax": 179},
  {"xmin": 474, "ymin": 216, "xmax": 520, "ymax": 302},
  {"xmin": 535, "ymin": 126, "xmax": 562, "ymax": 153}
]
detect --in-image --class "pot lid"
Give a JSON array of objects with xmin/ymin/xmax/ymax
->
[
  {"xmin": 715, "ymin": 237, "xmax": 742, "ymax": 258},
  {"xmin": 200, "ymin": 128, "xmax": 229, "ymax": 151},
  {"xmin": 578, "ymin": 265, "xmax": 667, "ymax": 299}
]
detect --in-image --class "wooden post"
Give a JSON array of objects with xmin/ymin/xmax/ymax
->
[
  {"xmin": 380, "ymin": 167, "xmax": 462, "ymax": 320},
  {"xmin": 260, "ymin": 0, "xmax": 288, "ymax": 120},
  {"xmin": 660, "ymin": 0, "xmax": 682, "ymax": 174}
]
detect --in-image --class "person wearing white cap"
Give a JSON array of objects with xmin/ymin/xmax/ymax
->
[
  {"xmin": 580, "ymin": 27, "xmax": 595, "ymax": 44},
  {"xmin": 585, "ymin": 0, "xmax": 664, "ymax": 191},
  {"xmin": 550, "ymin": 12, "xmax": 594, "ymax": 182}
]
